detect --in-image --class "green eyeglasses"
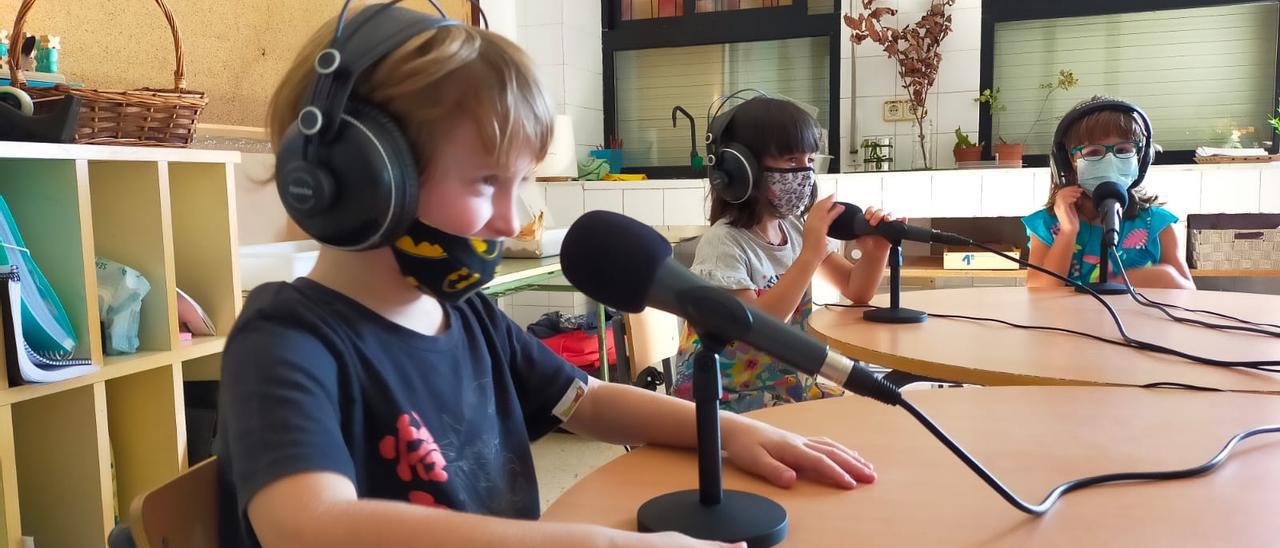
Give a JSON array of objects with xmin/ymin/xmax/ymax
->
[{"xmin": 1071, "ymin": 141, "xmax": 1141, "ymax": 161}]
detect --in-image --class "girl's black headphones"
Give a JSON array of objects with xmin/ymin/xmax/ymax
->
[
  {"xmin": 1049, "ymin": 96, "xmax": 1155, "ymax": 190},
  {"xmin": 275, "ymin": 2, "xmax": 461, "ymax": 250},
  {"xmin": 705, "ymin": 89, "xmax": 770, "ymax": 203}
]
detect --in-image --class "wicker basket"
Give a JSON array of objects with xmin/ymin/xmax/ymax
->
[
  {"xmin": 1190, "ymin": 229, "xmax": 1280, "ymax": 270},
  {"xmin": 6, "ymin": 0, "xmax": 207, "ymax": 147}
]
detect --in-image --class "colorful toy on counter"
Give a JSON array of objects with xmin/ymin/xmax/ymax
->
[{"xmin": 35, "ymin": 35, "xmax": 59, "ymax": 74}]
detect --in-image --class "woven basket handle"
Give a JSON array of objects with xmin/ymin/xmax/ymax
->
[{"xmin": 7, "ymin": 0, "xmax": 189, "ymax": 91}]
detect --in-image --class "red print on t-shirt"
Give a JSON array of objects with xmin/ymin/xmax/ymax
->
[{"xmin": 379, "ymin": 412, "xmax": 449, "ymax": 507}]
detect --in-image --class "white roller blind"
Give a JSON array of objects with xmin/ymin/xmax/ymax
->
[
  {"xmin": 615, "ymin": 36, "xmax": 830, "ymax": 167},
  {"xmin": 993, "ymin": 2, "xmax": 1279, "ymax": 155}
]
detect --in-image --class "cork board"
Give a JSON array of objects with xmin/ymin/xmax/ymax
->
[{"xmin": 0, "ymin": 0, "xmax": 473, "ymax": 127}]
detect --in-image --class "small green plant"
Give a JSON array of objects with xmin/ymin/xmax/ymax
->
[
  {"xmin": 954, "ymin": 126, "xmax": 979, "ymax": 150},
  {"xmin": 976, "ymin": 68, "xmax": 1080, "ymax": 145},
  {"xmin": 1268, "ymin": 105, "xmax": 1280, "ymax": 135},
  {"xmin": 975, "ymin": 87, "xmax": 1007, "ymax": 143},
  {"xmin": 1024, "ymin": 68, "xmax": 1079, "ymax": 144}
]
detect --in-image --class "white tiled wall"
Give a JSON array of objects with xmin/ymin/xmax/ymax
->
[
  {"xmin": 623, "ymin": 189, "xmax": 666, "ymax": 226},
  {"xmin": 545, "ymin": 184, "xmax": 585, "ymax": 224},
  {"xmin": 929, "ymin": 172, "xmax": 982, "ymax": 218},
  {"xmin": 881, "ymin": 172, "xmax": 933, "ymax": 217},
  {"xmin": 533, "ymin": 164, "xmax": 1280, "ymax": 228},
  {"xmin": 517, "ymin": 0, "xmax": 604, "ymax": 159},
  {"xmin": 1261, "ymin": 169, "xmax": 1280, "ymax": 213},
  {"xmin": 664, "ymin": 188, "xmax": 709, "ymax": 226},
  {"xmin": 847, "ymin": 0, "xmax": 982, "ymax": 171},
  {"xmin": 980, "ymin": 171, "xmax": 1036, "ymax": 217},
  {"xmin": 1201, "ymin": 170, "xmax": 1262, "ymax": 214},
  {"xmin": 1143, "ymin": 170, "xmax": 1202, "ymax": 217},
  {"xmin": 584, "ymin": 188, "xmax": 625, "ymax": 214},
  {"xmin": 497, "ymin": 292, "xmax": 593, "ymax": 329}
]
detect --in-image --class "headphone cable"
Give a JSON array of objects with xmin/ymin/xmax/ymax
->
[{"xmin": 897, "ymin": 397, "xmax": 1280, "ymax": 515}]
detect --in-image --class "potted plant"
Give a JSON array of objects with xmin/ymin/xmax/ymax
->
[
  {"xmin": 976, "ymin": 69, "xmax": 1080, "ymax": 167},
  {"xmin": 846, "ymin": 0, "xmax": 956, "ymax": 170},
  {"xmin": 1268, "ymin": 102, "xmax": 1280, "ymax": 153},
  {"xmin": 953, "ymin": 127, "xmax": 981, "ymax": 164}
]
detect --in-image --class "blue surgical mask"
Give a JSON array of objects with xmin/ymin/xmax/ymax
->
[{"xmin": 1076, "ymin": 154, "xmax": 1138, "ymax": 195}]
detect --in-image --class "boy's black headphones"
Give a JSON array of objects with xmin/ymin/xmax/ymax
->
[
  {"xmin": 275, "ymin": 2, "xmax": 461, "ymax": 250},
  {"xmin": 705, "ymin": 89, "xmax": 770, "ymax": 203},
  {"xmin": 1049, "ymin": 96, "xmax": 1155, "ymax": 190}
]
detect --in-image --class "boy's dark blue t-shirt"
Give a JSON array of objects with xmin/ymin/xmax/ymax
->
[{"xmin": 214, "ymin": 278, "xmax": 589, "ymax": 547}]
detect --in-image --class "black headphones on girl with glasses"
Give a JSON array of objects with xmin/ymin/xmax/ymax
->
[{"xmin": 1049, "ymin": 96, "xmax": 1155, "ymax": 190}]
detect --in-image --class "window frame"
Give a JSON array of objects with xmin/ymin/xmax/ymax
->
[
  {"xmin": 602, "ymin": 0, "xmax": 842, "ymax": 177},
  {"xmin": 978, "ymin": 0, "xmax": 1280, "ymax": 166}
]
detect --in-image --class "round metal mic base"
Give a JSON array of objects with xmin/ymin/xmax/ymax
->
[
  {"xmin": 1076, "ymin": 282, "xmax": 1129, "ymax": 296},
  {"xmin": 637, "ymin": 489, "xmax": 788, "ymax": 547},
  {"xmin": 863, "ymin": 307, "xmax": 928, "ymax": 324}
]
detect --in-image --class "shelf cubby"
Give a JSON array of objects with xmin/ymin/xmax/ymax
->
[
  {"xmin": 105, "ymin": 364, "xmax": 186, "ymax": 521},
  {"xmin": 12, "ymin": 384, "xmax": 114, "ymax": 548},
  {"xmin": 0, "ymin": 158, "xmax": 102, "ymax": 370},
  {"xmin": 88, "ymin": 161, "xmax": 178, "ymax": 359}
]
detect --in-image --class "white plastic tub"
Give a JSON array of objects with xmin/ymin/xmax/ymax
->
[{"xmin": 239, "ymin": 240, "xmax": 321, "ymax": 291}]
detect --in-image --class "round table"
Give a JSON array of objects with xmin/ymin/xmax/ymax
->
[
  {"xmin": 807, "ymin": 287, "xmax": 1280, "ymax": 392},
  {"xmin": 541, "ymin": 387, "xmax": 1280, "ymax": 547}
]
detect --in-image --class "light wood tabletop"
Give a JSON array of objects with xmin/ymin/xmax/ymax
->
[
  {"xmin": 808, "ymin": 287, "xmax": 1280, "ymax": 392},
  {"xmin": 542, "ymin": 386, "xmax": 1280, "ymax": 547}
]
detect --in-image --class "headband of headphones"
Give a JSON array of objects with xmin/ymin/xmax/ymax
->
[
  {"xmin": 295, "ymin": 5, "xmax": 460, "ymax": 160},
  {"xmin": 705, "ymin": 89, "xmax": 770, "ymax": 203},
  {"xmin": 704, "ymin": 89, "xmax": 770, "ymax": 159},
  {"xmin": 1049, "ymin": 97, "xmax": 1155, "ymax": 189}
]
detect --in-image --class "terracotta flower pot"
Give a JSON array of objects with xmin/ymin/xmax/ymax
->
[
  {"xmin": 953, "ymin": 146, "xmax": 982, "ymax": 164},
  {"xmin": 993, "ymin": 143, "xmax": 1024, "ymax": 167}
]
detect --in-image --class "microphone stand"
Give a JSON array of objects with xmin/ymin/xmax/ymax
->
[
  {"xmin": 636, "ymin": 333, "xmax": 788, "ymax": 547},
  {"xmin": 863, "ymin": 240, "xmax": 928, "ymax": 324},
  {"xmin": 1075, "ymin": 200, "xmax": 1128, "ymax": 295}
]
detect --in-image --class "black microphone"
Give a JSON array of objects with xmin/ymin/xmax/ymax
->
[
  {"xmin": 561, "ymin": 210, "xmax": 902, "ymax": 406},
  {"xmin": 1088, "ymin": 181, "xmax": 1129, "ymax": 249},
  {"xmin": 827, "ymin": 202, "xmax": 969, "ymax": 246}
]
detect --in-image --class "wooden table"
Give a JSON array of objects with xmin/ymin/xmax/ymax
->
[
  {"xmin": 807, "ymin": 287, "xmax": 1280, "ymax": 393},
  {"xmin": 542, "ymin": 386, "xmax": 1280, "ymax": 547}
]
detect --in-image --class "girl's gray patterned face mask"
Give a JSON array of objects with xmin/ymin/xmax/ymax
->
[{"xmin": 763, "ymin": 167, "xmax": 814, "ymax": 218}]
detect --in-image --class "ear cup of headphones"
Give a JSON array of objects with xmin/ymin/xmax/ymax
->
[
  {"xmin": 709, "ymin": 142, "xmax": 758, "ymax": 203},
  {"xmin": 276, "ymin": 101, "xmax": 420, "ymax": 250}
]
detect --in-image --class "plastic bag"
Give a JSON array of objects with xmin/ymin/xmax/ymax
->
[{"xmin": 96, "ymin": 257, "xmax": 151, "ymax": 355}]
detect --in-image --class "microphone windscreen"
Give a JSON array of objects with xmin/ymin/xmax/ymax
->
[
  {"xmin": 827, "ymin": 202, "xmax": 869, "ymax": 241},
  {"xmin": 1090, "ymin": 180, "xmax": 1129, "ymax": 210},
  {"xmin": 561, "ymin": 210, "xmax": 672, "ymax": 313}
]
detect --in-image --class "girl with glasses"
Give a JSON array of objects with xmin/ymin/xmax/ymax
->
[{"xmin": 1022, "ymin": 99, "xmax": 1195, "ymax": 289}]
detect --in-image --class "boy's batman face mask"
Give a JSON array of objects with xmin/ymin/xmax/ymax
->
[{"xmin": 391, "ymin": 220, "xmax": 502, "ymax": 302}]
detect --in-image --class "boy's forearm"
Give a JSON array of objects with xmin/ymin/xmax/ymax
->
[
  {"xmin": 564, "ymin": 380, "xmax": 759, "ymax": 451},
  {"xmin": 563, "ymin": 379, "xmax": 698, "ymax": 447},
  {"xmin": 257, "ymin": 497, "xmax": 618, "ymax": 548}
]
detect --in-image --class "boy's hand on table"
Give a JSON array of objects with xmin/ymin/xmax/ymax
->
[{"xmin": 721, "ymin": 414, "xmax": 876, "ymax": 489}]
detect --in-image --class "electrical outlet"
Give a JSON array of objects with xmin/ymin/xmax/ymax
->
[{"xmin": 882, "ymin": 99, "xmax": 917, "ymax": 122}]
